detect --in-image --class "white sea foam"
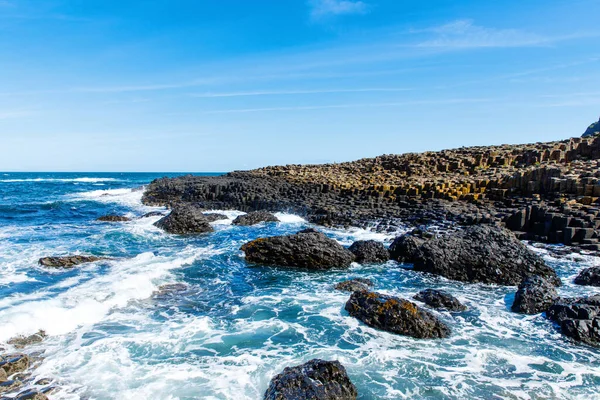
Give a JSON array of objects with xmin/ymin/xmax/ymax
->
[{"xmin": 273, "ymin": 212, "xmax": 306, "ymax": 224}]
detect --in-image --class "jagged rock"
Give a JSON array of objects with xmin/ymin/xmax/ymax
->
[
  {"xmin": 412, "ymin": 225, "xmax": 560, "ymax": 285},
  {"xmin": 414, "ymin": 289, "xmax": 466, "ymax": 312},
  {"xmin": 96, "ymin": 215, "xmax": 131, "ymax": 222},
  {"xmin": 389, "ymin": 233, "xmax": 427, "ymax": 263},
  {"xmin": 344, "ymin": 291, "xmax": 451, "ymax": 338},
  {"xmin": 348, "ymin": 240, "xmax": 389, "ymax": 264},
  {"xmin": 547, "ymin": 295, "xmax": 600, "ymax": 346},
  {"xmin": 241, "ymin": 230, "xmax": 355, "ymax": 270},
  {"xmin": 511, "ymin": 275, "xmax": 558, "ymax": 314},
  {"xmin": 38, "ymin": 256, "xmax": 105, "ymax": 268},
  {"xmin": 15, "ymin": 390, "xmax": 49, "ymax": 400},
  {"xmin": 154, "ymin": 204, "xmax": 214, "ymax": 234},
  {"xmin": 264, "ymin": 359, "xmax": 357, "ymax": 400},
  {"xmin": 0, "ymin": 368, "xmax": 6, "ymax": 382},
  {"xmin": 203, "ymin": 213, "xmax": 228, "ymax": 222},
  {"xmin": 232, "ymin": 211, "xmax": 279, "ymax": 226},
  {"xmin": 574, "ymin": 267, "xmax": 600, "ymax": 286},
  {"xmin": 141, "ymin": 211, "xmax": 166, "ymax": 218},
  {"xmin": 7, "ymin": 331, "xmax": 46, "ymax": 349},
  {"xmin": 0, "ymin": 380, "xmax": 22, "ymax": 394},
  {"xmin": 583, "ymin": 117, "xmax": 600, "ymax": 137},
  {"xmin": 335, "ymin": 278, "xmax": 374, "ymax": 292},
  {"xmin": 0, "ymin": 354, "xmax": 29, "ymax": 376}
]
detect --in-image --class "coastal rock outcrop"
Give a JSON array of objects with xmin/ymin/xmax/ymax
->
[
  {"xmin": 335, "ymin": 278, "xmax": 374, "ymax": 292},
  {"xmin": 547, "ymin": 295, "xmax": 600, "ymax": 346},
  {"xmin": 348, "ymin": 240, "xmax": 389, "ymax": 264},
  {"xmin": 240, "ymin": 230, "xmax": 355, "ymax": 269},
  {"xmin": 344, "ymin": 291, "xmax": 451, "ymax": 338},
  {"xmin": 96, "ymin": 215, "xmax": 131, "ymax": 222},
  {"xmin": 7, "ymin": 331, "xmax": 46, "ymax": 349},
  {"xmin": 154, "ymin": 204, "xmax": 214, "ymax": 234},
  {"xmin": 511, "ymin": 275, "xmax": 558, "ymax": 314},
  {"xmin": 264, "ymin": 359, "xmax": 357, "ymax": 400},
  {"xmin": 14, "ymin": 390, "xmax": 49, "ymax": 400},
  {"xmin": 232, "ymin": 211, "xmax": 279, "ymax": 226},
  {"xmin": 203, "ymin": 213, "xmax": 228, "ymax": 222},
  {"xmin": 0, "ymin": 354, "xmax": 29, "ymax": 376},
  {"xmin": 141, "ymin": 211, "xmax": 166, "ymax": 218},
  {"xmin": 412, "ymin": 225, "xmax": 560, "ymax": 285},
  {"xmin": 573, "ymin": 267, "xmax": 600, "ymax": 286},
  {"xmin": 582, "ymin": 117, "xmax": 600, "ymax": 137},
  {"xmin": 389, "ymin": 232, "xmax": 428, "ymax": 263},
  {"xmin": 38, "ymin": 255, "xmax": 106, "ymax": 268},
  {"xmin": 413, "ymin": 289, "xmax": 466, "ymax": 312}
]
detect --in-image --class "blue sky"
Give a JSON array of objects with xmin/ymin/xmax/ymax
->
[{"xmin": 1, "ymin": 0, "xmax": 599, "ymax": 172}]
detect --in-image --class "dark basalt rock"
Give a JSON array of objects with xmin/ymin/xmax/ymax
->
[
  {"xmin": 154, "ymin": 204, "xmax": 214, "ymax": 234},
  {"xmin": 511, "ymin": 275, "xmax": 558, "ymax": 314},
  {"xmin": 7, "ymin": 331, "xmax": 46, "ymax": 349},
  {"xmin": 344, "ymin": 290, "xmax": 451, "ymax": 338},
  {"xmin": 547, "ymin": 295, "xmax": 600, "ymax": 346},
  {"xmin": 0, "ymin": 354, "xmax": 29, "ymax": 376},
  {"xmin": 414, "ymin": 289, "xmax": 466, "ymax": 312},
  {"xmin": 38, "ymin": 255, "xmax": 105, "ymax": 268},
  {"xmin": 335, "ymin": 278, "xmax": 374, "ymax": 292},
  {"xmin": 232, "ymin": 211, "xmax": 279, "ymax": 226},
  {"xmin": 141, "ymin": 211, "xmax": 166, "ymax": 218},
  {"xmin": 264, "ymin": 359, "xmax": 357, "ymax": 400},
  {"xmin": 96, "ymin": 215, "xmax": 131, "ymax": 222},
  {"xmin": 574, "ymin": 267, "xmax": 600, "ymax": 286},
  {"xmin": 203, "ymin": 213, "xmax": 228, "ymax": 222},
  {"xmin": 412, "ymin": 225, "xmax": 560, "ymax": 286},
  {"xmin": 241, "ymin": 230, "xmax": 355, "ymax": 270},
  {"xmin": 389, "ymin": 232, "xmax": 427, "ymax": 263},
  {"xmin": 348, "ymin": 240, "xmax": 389, "ymax": 264}
]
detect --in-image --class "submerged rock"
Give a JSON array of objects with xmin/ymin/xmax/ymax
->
[
  {"xmin": 7, "ymin": 331, "xmax": 46, "ymax": 349},
  {"xmin": 412, "ymin": 225, "xmax": 560, "ymax": 285},
  {"xmin": 0, "ymin": 380, "xmax": 21, "ymax": 394},
  {"xmin": 414, "ymin": 289, "xmax": 467, "ymax": 312},
  {"xmin": 232, "ymin": 211, "xmax": 279, "ymax": 226},
  {"xmin": 335, "ymin": 278, "xmax": 374, "ymax": 292},
  {"xmin": 388, "ymin": 232, "xmax": 427, "ymax": 264},
  {"xmin": 154, "ymin": 204, "xmax": 214, "ymax": 234},
  {"xmin": 264, "ymin": 359, "xmax": 357, "ymax": 400},
  {"xmin": 241, "ymin": 230, "xmax": 355, "ymax": 270},
  {"xmin": 547, "ymin": 295, "xmax": 600, "ymax": 346},
  {"xmin": 574, "ymin": 267, "xmax": 600, "ymax": 287},
  {"xmin": 203, "ymin": 213, "xmax": 229, "ymax": 222},
  {"xmin": 15, "ymin": 390, "xmax": 49, "ymax": 400},
  {"xmin": 345, "ymin": 291, "xmax": 451, "ymax": 338},
  {"xmin": 0, "ymin": 354, "xmax": 29, "ymax": 376},
  {"xmin": 348, "ymin": 240, "xmax": 389, "ymax": 264},
  {"xmin": 38, "ymin": 255, "xmax": 105, "ymax": 268},
  {"xmin": 96, "ymin": 215, "xmax": 131, "ymax": 222},
  {"xmin": 512, "ymin": 275, "xmax": 558, "ymax": 314}
]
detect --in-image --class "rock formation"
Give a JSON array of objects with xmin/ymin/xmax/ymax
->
[
  {"xmin": 547, "ymin": 295, "xmax": 600, "ymax": 346},
  {"xmin": 511, "ymin": 275, "xmax": 558, "ymax": 314},
  {"xmin": 232, "ymin": 211, "xmax": 279, "ymax": 226},
  {"xmin": 154, "ymin": 203, "xmax": 214, "ymax": 234},
  {"xmin": 348, "ymin": 240, "xmax": 389, "ymax": 264},
  {"xmin": 413, "ymin": 289, "xmax": 466, "ymax": 312},
  {"xmin": 96, "ymin": 215, "xmax": 131, "ymax": 222},
  {"xmin": 334, "ymin": 278, "xmax": 374, "ymax": 292},
  {"xmin": 573, "ymin": 266, "xmax": 600, "ymax": 286},
  {"xmin": 38, "ymin": 255, "xmax": 106, "ymax": 268}
]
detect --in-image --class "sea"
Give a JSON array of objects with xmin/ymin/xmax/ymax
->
[{"xmin": 0, "ymin": 172, "xmax": 599, "ymax": 399}]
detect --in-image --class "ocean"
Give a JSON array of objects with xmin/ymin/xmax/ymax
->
[{"xmin": 0, "ymin": 172, "xmax": 599, "ymax": 399}]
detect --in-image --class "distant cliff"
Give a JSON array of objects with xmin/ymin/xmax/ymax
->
[{"xmin": 583, "ymin": 117, "xmax": 600, "ymax": 137}]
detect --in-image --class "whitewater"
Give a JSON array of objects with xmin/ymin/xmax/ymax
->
[{"xmin": 0, "ymin": 173, "xmax": 599, "ymax": 399}]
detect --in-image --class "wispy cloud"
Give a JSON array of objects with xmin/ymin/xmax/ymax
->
[
  {"xmin": 308, "ymin": 0, "xmax": 368, "ymax": 20},
  {"xmin": 190, "ymin": 88, "xmax": 412, "ymax": 98}
]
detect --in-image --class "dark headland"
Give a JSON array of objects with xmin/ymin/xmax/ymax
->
[{"xmin": 143, "ymin": 119, "xmax": 600, "ymax": 255}]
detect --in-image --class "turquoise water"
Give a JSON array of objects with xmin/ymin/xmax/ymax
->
[{"xmin": 0, "ymin": 173, "xmax": 599, "ymax": 399}]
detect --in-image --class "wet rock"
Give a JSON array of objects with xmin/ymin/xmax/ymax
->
[
  {"xmin": 96, "ymin": 215, "xmax": 131, "ymax": 222},
  {"xmin": 264, "ymin": 359, "xmax": 357, "ymax": 400},
  {"xmin": 0, "ymin": 368, "xmax": 6, "ymax": 382},
  {"xmin": 388, "ymin": 233, "xmax": 427, "ymax": 263},
  {"xmin": 39, "ymin": 255, "xmax": 106, "ymax": 268},
  {"xmin": 7, "ymin": 331, "xmax": 46, "ymax": 349},
  {"xmin": 15, "ymin": 389, "xmax": 49, "ymax": 400},
  {"xmin": 335, "ymin": 278, "xmax": 374, "ymax": 292},
  {"xmin": 241, "ymin": 230, "xmax": 355, "ymax": 270},
  {"xmin": 511, "ymin": 275, "xmax": 559, "ymax": 314},
  {"xmin": 152, "ymin": 283, "xmax": 190, "ymax": 300},
  {"xmin": 547, "ymin": 295, "xmax": 600, "ymax": 346},
  {"xmin": 232, "ymin": 211, "xmax": 279, "ymax": 226},
  {"xmin": 414, "ymin": 289, "xmax": 467, "ymax": 312},
  {"xmin": 412, "ymin": 225, "xmax": 560, "ymax": 286},
  {"xmin": 141, "ymin": 211, "xmax": 166, "ymax": 218},
  {"xmin": 0, "ymin": 380, "xmax": 22, "ymax": 394},
  {"xmin": 344, "ymin": 290, "xmax": 451, "ymax": 339},
  {"xmin": 154, "ymin": 203, "xmax": 214, "ymax": 234},
  {"xmin": 34, "ymin": 378, "xmax": 52, "ymax": 386},
  {"xmin": 203, "ymin": 213, "xmax": 229, "ymax": 222},
  {"xmin": 348, "ymin": 240, "xmax": 389, "ymax": 264},
  {"xmin": 0, "ymin": 354, "xmax": 29, "ymax": 376},
  {"xmin": 574, "ymin": 266, "xmax": 600, "ymax": 286}
]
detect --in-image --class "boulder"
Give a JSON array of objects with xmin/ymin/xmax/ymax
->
[
  {"xmin": 154, "ymin": 204, "xmax": 214, "ymax": 234},
  {"xmin": 264, "ymin": 359, "xmax": 357, "ymax": 400},
  {"xmin": 348, "ymin": 240, "xmax": 389, "ymax": 264},
  {"xmin": 38, "ymin": 256, "xmax": 105, "ymax": 268},
  {"xmin": 389, "ymin": 233, "xmax": 427, "ymax": 263},
  {"xmin": 240, "ymin": 230, "xmax": 355, "ymax": 270},
  {"xmin": 232, "ymin": 211, "xmax": 279, "ymax": 226},
  {"xmin": 203, "ymin": 213, "xmax": 229, "ymax": 222},
  {"xmin": 96, "ymin": 215, "xmax": 131, "ymax": 222},
  {"xmin": 344, "ymin": 291, "xmax": 451, "ymax": 338},
  {"xmin": 141, "ymin": 211, "xmax": 166, "ymax": 218},
  {"xmin": 547, "ymin": 295, "xmax": 600, "ymax": 346},
  {"xmin": 412, "ymin": 225, "xmax": 560, "ymax": 285},
  {"xmin": 7, "ymin": 331, "xmax": 46, "ymax": 349},
  {"xmin": 0, "ymin": 354, "xmax": 29, "ymax": 376},
  {"xmin": 0, "ymin": 368, "xmax": 6, "ymax": 383},
  {"xmin": 511, "ymin": 275, "xmax": 558, "ymax": 314},
  {"xmin": 574, "ymin": 266, "xmax": 600, "ymax": 286},
  {"xmin": 0, "ymin": 380, "xmax": 21, "ymax": 394},
  {"xmin": 413, "ymin": 289, "xmax": 466, "ymax": 312},
  {"xmin": 335, "ymin": 278, "xmax": 374, "ymax": 292},
  {"xmin": 15, "ymin": 390, "xmax": 49, "ymax": 400}
]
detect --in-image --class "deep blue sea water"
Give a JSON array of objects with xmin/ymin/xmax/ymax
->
[{"xmin": 1, "ymin": 172, "xmax": 599, "ymax": 399}]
